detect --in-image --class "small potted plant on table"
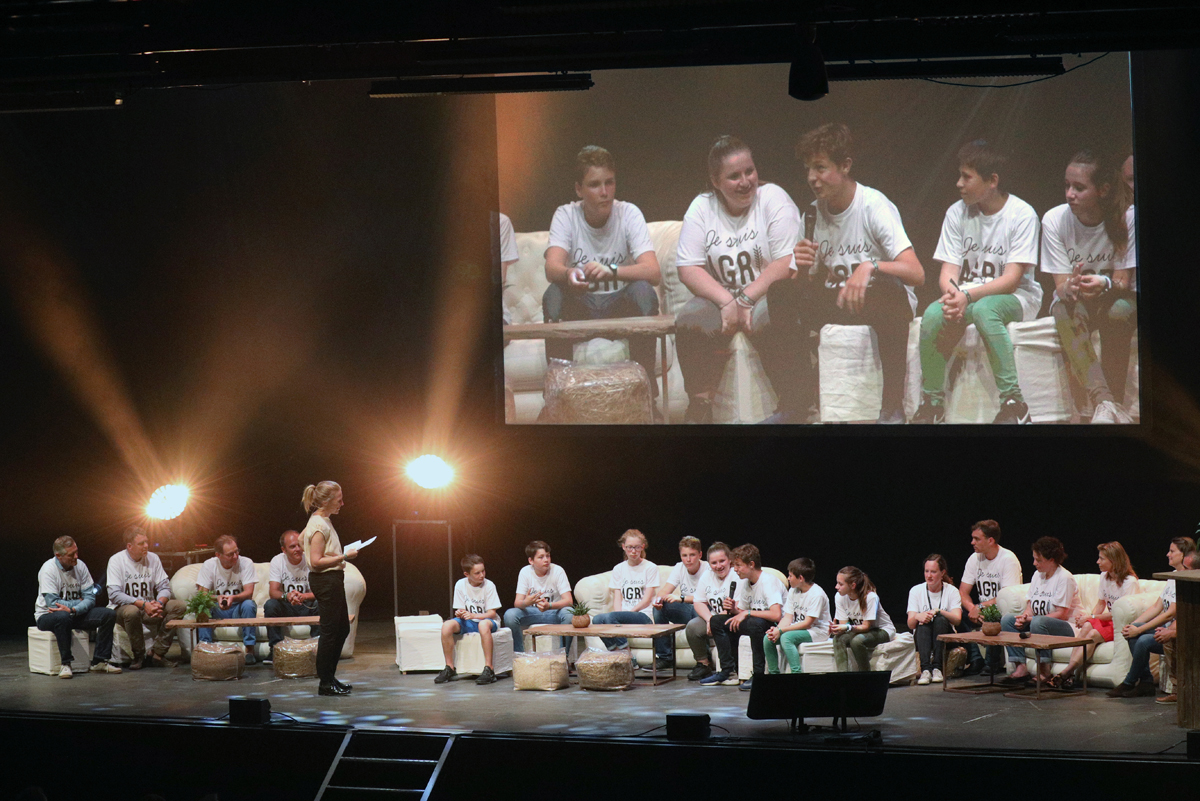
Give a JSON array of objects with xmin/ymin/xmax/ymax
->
[
  {"xmin": 570, "ymin": 599, "xmax": 591, "ymax": 628},
  {"xmin": 186, "ymin": 589, "xmax": 216, "ymax": 623},
  {"xmin": 980, "ymin": 604, "xmax": 1003, "ymax": 636}
]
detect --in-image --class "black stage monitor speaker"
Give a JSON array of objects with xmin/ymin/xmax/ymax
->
[
  {"xmin": 666, "ymin": 712, "xmax": 711, "ymax": 741},
  {"xmin": 229, "ymin": 696, "xmax": 271, "ymax": 725},
  {"xmin": 746, "ymin": 671, "xmax": 890, "ymax": 733}
]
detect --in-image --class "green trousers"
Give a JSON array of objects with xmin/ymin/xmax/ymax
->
[
  {"xmin": 919, "ymin": 294, "xmax": 1024, "ymax": 404},
  {"xmin": 764, "ymin": 629, "xmax": 814, "ymax": 674}
]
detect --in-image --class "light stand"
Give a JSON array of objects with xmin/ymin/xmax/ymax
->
[{"xmin": 392, "ymin": 518, "xmax": 453, "ymax": 617}]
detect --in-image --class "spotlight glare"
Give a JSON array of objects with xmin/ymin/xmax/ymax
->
[
  {"xmin": 146, "ymin": 484, "xmax": 189, "ymax": 520},
  {"xmin": 405, "ymin": 455, "xmax": 454, "ymax": 489}
]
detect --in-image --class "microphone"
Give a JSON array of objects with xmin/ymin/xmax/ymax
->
[
  {"xmin": 728, "ymin": 581, "xmax": 737, "ymax": 599},
  {"xmin": 803, "ymin": 207, "xmax": 816, "ymax": 242}
]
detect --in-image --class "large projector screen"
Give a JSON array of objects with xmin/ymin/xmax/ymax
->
[{"xmin": 497, "ymin": 54, "xmax": 1137, "ymax": 427}]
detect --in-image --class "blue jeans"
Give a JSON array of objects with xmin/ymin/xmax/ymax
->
[
  {"xmin": 1001, "ymin": 613, "xmax": 1073, "ymax": 664},
  {"xmin": 591, "ymin": 610, "xmax": 652, "ymax": 649},
  {"xmin": 502, "ymin": 606, "xmax": 573, "ymax": 652},
  {"xmin": 1122, "ymin": 631, "xmax": 1164, "ymax": 686},
  {"xmin": 197, "ymin": 599, "xmax": 258, "ymax": 648},
  {"xmin": 652, "ymin": 602, "xmax": 696, "ymax": 658},
  {"xmin": 36, "ymin": 607, "xmax": 116, "ymax": 664}
]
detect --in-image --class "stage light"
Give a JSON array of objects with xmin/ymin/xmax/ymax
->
[
  {"xmin": 788, "ymin": 28, "xmax": 828, "ymax": 101},
  {"xmin": 405, "ymin": 455, "xmax": 454, "ymax": 489},
  {"xmin": 146, "ymin": 484, "xmax": 189, "ymax": 520}
]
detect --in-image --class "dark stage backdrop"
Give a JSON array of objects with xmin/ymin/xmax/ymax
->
[{"xmin": 2, "ymin": 53, "xmax": 1200, "ymax": 639}]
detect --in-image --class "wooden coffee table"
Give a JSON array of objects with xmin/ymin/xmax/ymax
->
[
  {"xmin": 527, "ymin": 623, "xmax": 685, "ymax": 685},
  {"xmin": 938, "ymin": 630, "xmax": 1094, "ymax": 699}
]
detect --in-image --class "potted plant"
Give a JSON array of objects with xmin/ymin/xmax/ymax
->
[
  {"xmin": 186, "ymin": 589, "xmax": 216, "ymax": 624},
  {"xmin": 570, "ymin": 599, "xmax": 591, "ymax": 628},
  {"xmin": 980, "ymin": 603, "xmax": 1003, "ymax": 636}
]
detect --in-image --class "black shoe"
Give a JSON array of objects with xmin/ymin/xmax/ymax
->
[
  {"xmin": 993, "ymin": 397, "xmax": 1031, "ymax": 425},
  {"xmin": 434, "ymin": 665, "xmax": 456, "ymax": 684},
  {"xmin": 1134, "ymin": 680, "xmax": 1158, "ymax": 697},
  {"xmin": 318, "ymin": 683, "xmax": 351, "ymax": 696},
  {"xmin": 684, "ymin": 397, "xmax": 713, "ymax": 424},
  {"xmin": 688, "ymin": 663, "xmax": 713, "ymax": 681},
  {"xmin": 475, "ymin": 666, "xmax": 496, "ymax": 685},
  {"xmin": 981, "ymin": 662, "xmax": 1004, "ymax": 676},
  {"xmin": 332, "ymin": 678, "xmax": 352, "ymax": 691},
  {"xmin": 961, "ymin": 660, "xmax": 985, "ymax": 676},
  {"xmin": 653, "ymin": 657, "xmax": 674, "ymax": 671},
  {"xmin": 739, "ymin": 677, "xmax": 754, "ymax": 692},
  {"xmin": 911, "ymin": 399, "xmax": 945, "ymax": 424},
  {"xmin": 1106, "ymin": 682, "xmax": 1138, "ymax": 698}
]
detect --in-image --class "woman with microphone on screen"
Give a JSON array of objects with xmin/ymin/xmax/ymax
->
[
  {"xmin": 301, "ymin": 480, "xmax": 358, "ymax": 697},
  {"xmin": 673, "ymin": 135, "xmax": 806, "ymax": 424}
]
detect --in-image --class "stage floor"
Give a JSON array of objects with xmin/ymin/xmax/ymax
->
[{"xmin": 1, "ymin": 622, "xmax": 1188, "ymax": 756}]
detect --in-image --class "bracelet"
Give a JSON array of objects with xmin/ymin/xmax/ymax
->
[
  {"xmin": 734, "ymin": 288, "xmax": 756, "ymax": 308},
  {"xmin": 869, "ymin": 258, "xmax": 880, "ymax": 275},
  {"xmin": 963, "ymin": 289, "xmax": 974, "ymax": 305},
  {"xmin": 609, "ymin": 263, "xmax": 620, "ymax": 279},
  {"xmin": 1101, "ymin": 275, "xmax": 1113, "ymax": 292}
]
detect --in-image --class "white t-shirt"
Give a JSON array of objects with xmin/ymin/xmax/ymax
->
[
  {"xmin": 499, "ymin": 212, "xmax": 519, "ymax": 264},
  {"xmin": 608, "ymin": 560, "xmax": 660, "ymax": 611},
  {"xmin": 1027, "ymin": 566, "xmax": 1082, "ymax": 625},
  {"xmin": 1098, "ymin": 573, "xmax": 1139, "ymax": 612},
  {"xmin": 1162, "ymin": 578, "xmax": 1177, "ymax": 614},
  {"xmin": 961, "ymin": 547, "xmax": 1023, "ymax": 604},
  {"xmin": 736, "ymin": 572, "xmax": 787, "ymax": 613},
  {"xmin": 106, "ymin": 549, "xmax": 170, "ymax": 607},
  {"xmin": 835, "ymin": 591, "xmax": 897, "ymax": 637},
  {"xmin": 694, "ymin": 569, "xmax": 738, "ymax": 616},
  {"xmin": 515, "ymin": 564, "xmax": 572, "ymax": 605},
  {"xmin": 546, "ymin": 200, "xmax": 654, "ymax": 295},
  {"xmin": 269, "ymin": 553, "xmax": 311, "ymax": 596},
  {"xmin": 807, "ymin": 184, "xmax": 918, "ymax": 313},
  {"xmin": 934, "ymin": 195, "xmax": 1043, "ymax": 320},
  {"xmin": 454, "ymin": 577, "xmax": 502, "ymax": 615},
  {"xmin": 196, "ymin": 556, "xmax": 257, "ymax": 595},
  {"xmin": 1040, "ymin": 204, "xmax": 1136, "ymax": 280},
  {"xmin": 676, "ymin": 183, "xmax": 801, "ymax": 291},
  {"xmin": 784, "ymin": 583, "xmax": 832, "ymax": 641},
  {"xmin": 34, "ymin": 557, "xmax": 95, "ymax": 621},
  {"xmin": 666, "ymin": 560, "xmax": 711, "ymax": 600},
  {"xmin": 907, "ymin": 582, "xmax": 963, "ymax": 616}
]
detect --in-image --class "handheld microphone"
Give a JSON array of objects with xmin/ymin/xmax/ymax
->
[
  {"xmin": 803, "ymin": 207, "xmax": 818, "ymax": 277},
  {"xmin": 728, "ymin": 581, "xmax": 737, "ymax": 599}
]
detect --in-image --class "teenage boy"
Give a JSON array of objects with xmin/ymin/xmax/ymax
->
[
  {"xmin": 542, "ymin": 145, "xmax": 663, "ymax": 398},
  {"xmin": 765, "ymin": 557, "xmax": 831, "ymax": 674},
  {"xmin": 771, "ymin": 123, "xmax": 925, "ymax": 423},
  {"xmin": 651, "ymin": 536, "xmax": 711, "ymax": 670},
  {"xmin": 436, "ymin": 555, "xmax": 502, "ymax": 686},
  {"xmin": 699, "ymin": 543, "xmax": 784, "ymax": 691},
  {"xmin": 685, "ymin": 542, "xmax": 737, "ymax": 681},
  {"xmin": 914, "ymin": 139, "xmax": 1042, "ymax": 424},
  {"xmin": 502, "ymin": 540, "xmax": 574, "ymax": 652},
  {"xmin": 959, "ymin": 519, "xmax": 1023, "ymax": 674}
]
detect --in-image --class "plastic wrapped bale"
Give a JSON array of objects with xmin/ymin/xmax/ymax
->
[
  {"xmin": 273, "ymin": 637, "xmax": 318, "ymax": 679},
  {"xmin": 191, "ymin": 642, "xmax": 245, "ymax": 681},
  {"xmin": 538, "ymin": 358, "xmax": 653, "ymax": 424},
  {"xmin": 512, "ymin": 649, "xmax": 570, "ymax": 691},
  {"xmin": 576, "ymin": 647, "xmax": 635, "ymax": 691}
]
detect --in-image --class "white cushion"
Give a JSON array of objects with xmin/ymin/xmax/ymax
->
[
  {"xmin": 817, "ymin": 320, "xmax": 923, "ymax": 423},
  {"xmin": 28, "ymin": 626, "xmax": 91, "ymax": 675},
  {"xmin": 454, "ymin": 626, "xmax": 514, "ymax": 676},
  {"xmin": 794, "ymin": 632, "xmax": 918, "ymax": 684},
  {"xmin": 394, "ymin": 614, "xmax": 446, "ymax": 672}
]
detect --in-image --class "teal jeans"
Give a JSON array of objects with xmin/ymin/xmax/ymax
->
[
  {"xmin": 920, "ymin": 294, "xmax": 1024, "ymax": 404},
  {"xmin": 764, "ymin": 629, "xmax": 814, "ymax": 673}
]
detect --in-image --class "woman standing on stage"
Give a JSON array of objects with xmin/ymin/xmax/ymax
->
[
  {"xmin": 1056, "ymin": 541, "xmax": 1139, "ymax": 688},
  {"xmin": 302, "ymin": 480, "xmax": 358, "ymax": 697}
]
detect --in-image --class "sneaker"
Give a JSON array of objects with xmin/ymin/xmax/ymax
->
[
  {"xmin": 993, "ymin": 397, "xmax": 1031, "ymax": 425},
  {"xmin": 738, "ymin": 677, "xmax": 754, "ymax": 692},
  {"xmin": 721, "ymin": 672, "xmax": 743, "ymax": 686},
  {"xmin": 760, "ymin": 408, "xmax": 802, "ymax": 425},
  {"xmin": 687, "ymin": 663, "xmax": 713, "ymax": 682},
  {"xmin": 1091, "ymin": 400, "xmax": 1133, "ymax": 424},
  {"xmin": 1106, "ymin": 682, "xmax": 1137, "ymax": 698},
  {"xmin": 58, "ymin": 664, "xmax": 72, "ymax": 680},
  {"xmin": 877, "ymin": 406, "xmax": 907, "ymax": 424},
  {"xmin": 475, "ymin": 666, "xmax": 497, "ymax": 685},
  {"xmin": 653, "ymin": 657, "xmax": 673, "ymax": 671},
  {"xmin": 89, "ymin": 661, "xmax": 122, "ymax": 674},
  {"xmin": 434, "ymin": 665, "xmax": 456, "ymax": 684},
  {"xmin": 699, "ymin": 669, "xmax": 733, "ymax": 686},
  {"xmin": 1156, "ymin": 693, "xmax": 1178, "ymax": 704},
  {"xmin": 931, "ymin": 668, "xmax": 944, "ymax": 683},
  {"xmin": 243, "ymin": 652, "xmax": 257, "ymax": 666},
  {"xmin": 911, "ymin": 399, "xmax": 945, "ymax": 425},
  {"xmin": 917, "ymin": 670, "xmax": 932, "ymax": 685},
  {"xmin": 684, "ymin": 397, "xmax": 713, "ymax": 425},
  {"xmin": 145, "ymin": 653, "xmax": 176, "ymax": 669},
  {"xmin": 945, "ymin": 647, "xmax": 968, "ymax": 677}
]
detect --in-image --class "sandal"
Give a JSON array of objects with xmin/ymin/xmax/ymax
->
[{"xmin": 1046, "ymin": 673, "xmax": 1065, "ymax": 690}]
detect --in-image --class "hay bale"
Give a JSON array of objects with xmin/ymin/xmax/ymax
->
[
  {"xmin": 273, "ymin": 637, "xmax": 318, "ymax": 679},
  {"xmin": 576, "ymin": 648, "xmax": 634, "ymax": 691},
  {"xmin": 191, "ymin": 642, "xmax": 245, "ymax": 681},
  {"xmin": 540, "ymin": 359, "xmax": 652, "ymax": 424},
  {"xmin": 512, "ymin": 650, "xmax": 570, "ymax": 691}
]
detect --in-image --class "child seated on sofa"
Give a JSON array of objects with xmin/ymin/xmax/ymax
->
[
  {"xmin": 435, "ymin": 554, "xmax": 502, "ymax": 686},
  {"xmin": 765, "ymin": 557, "xmax": 831, "ymax": 674},
  {"xmin": 591, "ymin": 529, "xmax": 660, "ymax": 657}
]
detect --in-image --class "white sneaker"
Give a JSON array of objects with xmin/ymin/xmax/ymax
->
[
  {"xmin": 1091, "ymin": 400, "xmax": 1133, "ymax": 424},
  {"xmin": 931, "ymin": 668, "xmax": 944, "ymax": 683},
  {"xmin": 58, "ymin": 664, "xmax": 72, "ymax": 679},
  {"xmin": 88, "ymin": 661, "xmax": 123, "ymax": 674},
  {"xmin": 720, "ymin": 673, "xmax": 743, "ymax": 686},
  {"xmin": 917, "ymin": 670, "xmax": 931, "ymax": 685}
]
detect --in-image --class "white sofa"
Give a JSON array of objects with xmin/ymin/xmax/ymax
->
[
  {"xmin": 170, "ymin": 562, "xmax": 366, "ymax": 660},
  {"xmin": 994, "ymin": 574, "xmax": 1166, "ymax": 687}
]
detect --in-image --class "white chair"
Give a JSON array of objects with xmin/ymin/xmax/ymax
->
[
  {"xmin": 28, "ymin": 627, "xmax": 91, "ymax": 675},
  {"xmin": 394, "ymin": 615, "xmax": 445, "ymax": 672},
  {"xmin": 817, "ymin": 320, "xmax": 923, "ymax": 423}
]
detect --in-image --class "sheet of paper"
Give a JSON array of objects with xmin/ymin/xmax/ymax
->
[{"xmin": 343, "ymin": 536, "xmax": 377, "ymax": 553}]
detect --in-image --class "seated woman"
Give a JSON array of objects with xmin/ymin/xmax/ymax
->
[
  {"xmin": 906, "ymin": 554, "xmax": 963, "ymax": 685},
  {"xmin": 1001, "ymin": 536, "xmax": 1082, "ymax": 684},
  {"xmin": 1106, "ymin": 536, "xmax": 1193, "ymax": 697},
  {"xmin": 591, "ymin": 529, "xmax": 659, "ymax": 657},
  {"xmin": 1057, "ymin": 541, "xmax": 1139, "ymax": 688},
  {"xmin": 831, "ymin": 566, "xmax": 896, "ymax": 672}
]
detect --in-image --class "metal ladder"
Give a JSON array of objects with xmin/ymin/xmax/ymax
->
[{"xmin": 315, "ymin": 729, "xmax": 455, "ymax": 800}]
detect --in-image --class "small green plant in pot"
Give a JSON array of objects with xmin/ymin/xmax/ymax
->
[
  {"xmin": 570, "ymin": 599, "xmax": 591, "ymax": 628},
  {"xmin": 980, "ymin": 603, "xmax": 1003, "ymax": 636},
  {"xmin": 186, "ymin": 589, "xmax": 216, "ymax": 623}
]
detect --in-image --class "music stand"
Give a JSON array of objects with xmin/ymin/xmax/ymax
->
[{"xmin": 746, "ymin": 671, "xmax": 891, "ymax": 733}]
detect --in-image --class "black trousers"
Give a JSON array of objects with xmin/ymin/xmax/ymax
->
[
  {"xmin": 913, "ymin": 615, "xmax": 955, "ymax": 672},
  {"xmin": 309, "ymin": 570, "xmax": 350, "ymax": 683},
  {"xmin": 710, "ymin": 613, "xmax": 772, "ymax": 676}
]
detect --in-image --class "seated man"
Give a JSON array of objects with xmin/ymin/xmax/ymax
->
[
  {"xmin": 1157, "ymin": 548, "xmax": 1200, "ymax": 704},
  {"xmin": 542, "ymin": 145, "xmax": 663, "ymax": 403},
  {"xmin": 34, "ymin": 536, "xmax": 122, "ymax": 678},
  {"xmin": 195, "ymin": 534, "xmax": 259, "ymax": 664},
  {"xmin": 502, "ymin": 540, "xmax": 574, "ymax": 652},
  {"xmin": 436, "ymin": 555, "xmax": 502, "ymax": 686},
  {"xmin": 651, "ymin": 535, "xmax": 710, "ymax": 670},
  {"xmin": 699, "ymin": 543, "xmax": 783, "ymax": 691},
  {"xmin": 959, "ymin": 519, "xmax": 1022, "ymax": 675},
  {"xmin": 263, "ymin": 530, "xmax": 318, "ymax": 663},
  {"xmin": 106, "ymin": 525, "xmax": 185, "ymax": 669}
]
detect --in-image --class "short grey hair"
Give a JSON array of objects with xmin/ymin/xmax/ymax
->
[{"xmin": 52, "ymin": 536, "xmax": 76, "ymax": 555}]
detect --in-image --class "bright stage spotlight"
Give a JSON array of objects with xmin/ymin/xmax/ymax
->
[
  {"xmin": 405, "ymin": 455, "xmax": 453, "ymax": 489},
  {"xmin": 146, "ymin": 484, "xmax": 189, "ymax": 520}
]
